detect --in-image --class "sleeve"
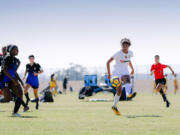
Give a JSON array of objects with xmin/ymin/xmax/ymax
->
[
  {"xmin": 4, "ymin": 56, "xmax": 11, "ymax": 66},
  {"xmin": 112, "ymin": 51, "xmax": 119, "ymax": 59},
  {"xmin": 37, "ymin": 64, "xmax": 43, "ymax": 72},
  {"xmin": 162, "ymin": 64, "xmax": 167, "ymax": 69},
  {"xmin": 26, "ymin": 64, "xmax": 29, "ymax": 72},
  {"xmin": 151, "ymin": 65, "xmax": 154, "ymax": 72}
]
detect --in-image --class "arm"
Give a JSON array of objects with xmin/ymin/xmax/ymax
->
[
  {"xmin": 15, "ymin": 72, "xmax": 24, "ymax": 87},
  {"xmin": 129, "ymin": 61, "xmax": 134, "ymax": 76},
  {"xmin": 166, "ymin": 65, "xmax": 175, "ymax": 75},
  {"xmin": 107, "ymin": 57, "xmax": 114, "ymax": 79},
  {"xmin": 34, "ymin": 64, "xmax": 44, "ymax": 76},
  {"xmin": 150, "ymin": 65, "xmax": 154, "ymax": 76},
  {"xmin": 34, "ymin": 70, "xmax": 43, "ymax": 76},
  {"xmin": 23, "ymin": 71, "xmax": 28, "ymax": 80},
  {"xmin": 150, "ymin": 70, "xmax": 155, "ymax": 76}
]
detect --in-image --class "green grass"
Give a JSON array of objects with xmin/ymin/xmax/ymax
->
[{"xmin": 0, "ymin": 92, "xmax": 180, "ymax": 135}]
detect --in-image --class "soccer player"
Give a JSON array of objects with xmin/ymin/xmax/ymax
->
[
  {"xmin": 153, "ymin": 79, "xmax": 158, "ymax": 94},
  {"xmin": 63, "ymin": 76, "xmax": 68, "ymax": 94},
  {"xmin": 150, "ymin": 55, "xmax": 175, "ymax": 107},
  {"xmin": 164, "ymin": 74, "xmax": 168, "ymax": 94},
  {"xmin": 107, "ymin": 38, "xmax": 134, "ymax": 115},
  {"xmin": 0, "ymin": 46, "xmax": 7, "ymax": 92},
  {"xmin": 50, "ymin": 74, "xmax": 57, "ymax": 96},
  {"xmin": 2, "ymin": 45, "xmax": 29, "ymax": 117},
  {"xmin": 23, "ymin": 55, "xmax": 43, "ymax": 110},
  {"xmin": 174, "ymin": 74, "xmax": 178, "ymax": 94}
]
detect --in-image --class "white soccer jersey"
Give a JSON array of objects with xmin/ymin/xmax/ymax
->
[{"xmin": 112, "ymin": 50, "xmax": 133, "ymax": 78}]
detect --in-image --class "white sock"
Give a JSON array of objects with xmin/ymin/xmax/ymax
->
[{"xmin": 113, "ymin": 94, "xmax": 120, "ymax": 107}]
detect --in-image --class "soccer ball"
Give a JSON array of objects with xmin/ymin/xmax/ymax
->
[{"xmin": 111, "ymin": 76, "xmax": 121, "ymax": 88}]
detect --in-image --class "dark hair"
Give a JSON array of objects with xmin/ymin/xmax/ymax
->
[
  {"xmin": 51, "ymin": 74, "xmax": 55, "ymax": 78},
  {"xmin": 29, "ymin": 55, "xmax": 35, "ymax": 59},
  {"xmin": 2, "ymin": 46, "xmax": 7, "ymax": 52},
  {"xmin": 7, "ymin": 45, "xmax": 18, "ymax": 53},
  {"xmin": 155, "ymin": 55, "xmax": 160, "ymax": 58},
  {"xmin": 122, "ymin": 42, "xmax": 130, "ymax": 46}
]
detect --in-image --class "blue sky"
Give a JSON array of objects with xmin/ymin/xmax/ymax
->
[{"xmin": 0, "ymin": 0, "xmax": 180, "ymax": 73}]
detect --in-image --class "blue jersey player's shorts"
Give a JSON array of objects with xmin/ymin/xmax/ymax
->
[{"xmin": 26, "ymin": 76, "xmax": 39, "ymax": 89}]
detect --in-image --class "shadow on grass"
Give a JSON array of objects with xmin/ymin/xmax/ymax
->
[
  {"xmin": 126, "ymin": 115, "xmax": 162, "ymax": 118},
  {"xmin": 9, "ymin": 116, "xmax": 38, "ymax": 118},
  {"xmin": 0, "ymin": 110, "xmax": 7, "ymax": 112},
  {"xmin": 80, "ymin": 99, "xmax": 113, "ymax": 102}
]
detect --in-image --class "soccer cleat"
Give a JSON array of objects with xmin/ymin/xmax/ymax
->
[
  {"xmin": 12, "ymin": 113, "xmax": 22, "ymax": 117},
  {"xmin": 166, "ymin": 101, "xmax": 170, "ymax": 108},
  {"xmin": 112, "ymin": 106, "xmax": 120, "ymax": 116},
  {"xmin": 23, "ymin": 106, "xmax": 30, "ymax": 112},
  {"xmin": 127, "ymin": 92, "xmax": 137, "ymax": 101}
]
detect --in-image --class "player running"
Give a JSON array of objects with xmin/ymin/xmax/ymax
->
[
  {"xmin": 0, "ymin": 46, "xmax": 7, "ymax": 92},
  {"xmin": 23, "ymin": 55, "xmax": 43, "ymax": 110},
  {"xmin": 2, "ymin": 45, "xmax": 29, "ymax": 117},
  {"xmin": 150, "ymin": 55, "xmax": 175, "ymax": 108},
  {"xmin": 107, "ymin": 38, "xmax": 134, "ymax": 115},
  {"xmin": 174, "ymin": 74, "xmax": 178, "ymax": 94}
]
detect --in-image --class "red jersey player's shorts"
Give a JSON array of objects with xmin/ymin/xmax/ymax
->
[{"xmin": 151, "ymin": 63, "xmax": 167, "ymax": 80}]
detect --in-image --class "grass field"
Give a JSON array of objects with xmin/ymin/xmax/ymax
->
[{"xmin": 0, "ymin": 92, "xmax": 180, "ymax": 135}]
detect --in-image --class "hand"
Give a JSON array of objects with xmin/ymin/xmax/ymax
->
[
  {"xmin": 172, "ymin": 71, "xmax": 175, "ymax": 76},
  {"xmin": 150, "ymin": 70, "xmax": 155, "ymax": 76},
  {"xmin": 34, "ymin": 72, "xmax": 38, "ymax": 76}
]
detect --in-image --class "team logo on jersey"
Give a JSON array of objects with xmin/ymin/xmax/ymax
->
[{"xmin": 125, "ymin": 55, "xmax": 127, "ymax": 59}]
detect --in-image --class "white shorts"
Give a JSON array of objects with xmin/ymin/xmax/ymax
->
[{"xmin": 112, "ymin": 71, "xmax": 130, "ymax": 80}]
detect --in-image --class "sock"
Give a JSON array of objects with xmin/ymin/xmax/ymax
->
[
  {"xmin": 160, "ymin": 89, "xmax": 168, "ymax": 102},
  {"xmin": 113, "ymin": 94, "xmax": 120, "ymax": 107},
  {"xmin": 25, "ymin": 93, "xmax": 30, "ymax": 100},
  {"xmin": 13, "ymin": 98, "xmax": 21, "ymax": 113},
  {"xmin": 25, "ymin": 93, "xmax": 30, "ymax": 105},
  {"xmin": 35, "ymin": 98, "xmax": 39, "ymax": 109},
  {"xmin": 20, "ymin": 98, "xmax": 27, "ymax": 108}
]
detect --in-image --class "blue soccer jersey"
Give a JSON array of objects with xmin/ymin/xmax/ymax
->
[
  {"xmin": 26, "ymin": 63, "xmax": 42, "ymax": 89},
  {"xmin": 2, "ymin": 55, "xmax": 20, "ymax": 83}
]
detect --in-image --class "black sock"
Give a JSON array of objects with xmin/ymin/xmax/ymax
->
[
  {"xmin": 35, "ymin": 98, "xmax": 39, "ymax": 109},
  {"xmin": 20, "ymin": 98, "xmax": 27, "ymax": 108},
  {"xmin": 160, "ymin": 89, "xmax": 168, "ymax": 102},
  {"xmin": 25, "ymin": 93, "xmax": 30, "ymax": 100},
  {"xmin": 25, "ymin": 93, "xmax": 30, "ymax": 105},
  {"xmin": 13, "ymin": 98, "xmax": 21, "ymax": 113}
]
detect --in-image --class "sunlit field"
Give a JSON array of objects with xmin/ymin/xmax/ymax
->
[{"xmin": 0, "ymin": 92, "xmax": 180, "ymax": 135}]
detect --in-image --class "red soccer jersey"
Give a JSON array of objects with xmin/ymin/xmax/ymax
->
[{"xmin": 151, "ymin": 63, "xmax": 167, "ymax": 80}]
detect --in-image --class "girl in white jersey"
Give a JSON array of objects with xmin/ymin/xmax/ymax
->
[{"xmin": 107, "ymin": 38, "xmax": 134, "ymax": 115}]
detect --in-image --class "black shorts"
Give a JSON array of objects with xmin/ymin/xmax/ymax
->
[
  {"xmin": 155, "ymin": 78, "xmax": 166, "ymax": 86},
  {"xmin": 63, "ymin": 84, "xmax": 67, "ymax": 89}
]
